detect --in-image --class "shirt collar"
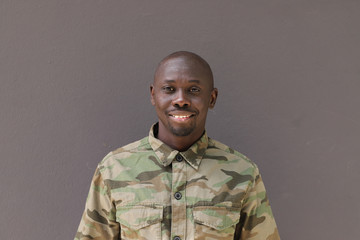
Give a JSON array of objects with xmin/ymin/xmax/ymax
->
[{"xmin": 148, "ymin": 123, "xmax": 208, "ymax": 170}]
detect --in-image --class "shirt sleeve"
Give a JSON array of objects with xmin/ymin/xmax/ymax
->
[
  {"xmin": 75, "ymin": 166, "xmax": 120, "ymax": 240},
  {"xmin": 236, "ymin": 166, "xmax": 280, "ymax": 240}
]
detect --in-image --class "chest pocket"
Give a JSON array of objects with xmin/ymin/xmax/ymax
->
[
  {"xmin": 193, "ymin": 206, "xmax": 240, "ymax": 240},
  {"xmin": 116, "ymin": 205, "xmax": 163, "ymax": 240}
]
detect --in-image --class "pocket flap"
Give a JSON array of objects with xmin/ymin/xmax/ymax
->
[
  {"xmin": 116, "ymin": 205, "xmax": 163, "ymax": 230},
  {"xmin": 193, "ymin": 206, "xmax": 240, "ymax": 230}
]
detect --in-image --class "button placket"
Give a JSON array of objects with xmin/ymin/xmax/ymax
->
[{"xmin": 171, "ymin": 154, "xmax": 187, "ymax": 239}]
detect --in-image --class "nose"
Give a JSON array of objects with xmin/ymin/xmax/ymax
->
[{"xmin": 172, "ymin": 89, "xmax": 190, "ymax": 108}]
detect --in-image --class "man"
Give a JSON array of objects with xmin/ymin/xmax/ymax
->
[{"xmin": 75, "ymin": 51, "xmax": 280, "ymax": 240}]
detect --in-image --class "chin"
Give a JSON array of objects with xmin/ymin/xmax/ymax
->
[{"xmin": 170, "ymin": 126, "xmax": 195, "ymax": 137}]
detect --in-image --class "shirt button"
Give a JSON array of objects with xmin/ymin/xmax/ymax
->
[
  {"xmin": 174, "ymin": 192, "xmax": 182, "ymax": 200},
  {"xmin": 175, "ymin": 154, "xmax": 183, "ymax": 162},
  {"xmin": 173, "ymin": 236, "xmax": 181, "ymax": 240}
]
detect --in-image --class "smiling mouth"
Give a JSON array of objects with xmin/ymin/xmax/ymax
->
[{"xmin": 169, "ymin": 113, "xmax": 195, "ymax": 120}]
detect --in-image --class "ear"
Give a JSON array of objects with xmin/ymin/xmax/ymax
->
[
  {"xmin": 209, "ymin": 88, "xmax": 218, "ymax": 109},
  {"xmin": 150, "ymin": 85, "xmax": 155, "ymax": 106}
]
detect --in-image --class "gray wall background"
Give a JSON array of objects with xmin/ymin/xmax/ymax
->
[{"xmin": 1, "ymin": 1, "xmax": 359, "ymax": 239}]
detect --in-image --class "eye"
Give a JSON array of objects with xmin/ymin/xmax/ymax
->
[
  {"xmin": 162, "ymin": 86, "xmax": 175, "ymax": 92},
  {"xmin": 189, "ymin": 87, "xmax": 200, "ymax": 93}
]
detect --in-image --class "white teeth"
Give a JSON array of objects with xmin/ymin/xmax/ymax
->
[{"xmin": 172, "ymin": 115, "xmax": 190, "ymax": 119}]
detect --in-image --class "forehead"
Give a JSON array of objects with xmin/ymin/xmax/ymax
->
[{"xmin": 155, "ymin": 57, "xmax": 212, "ymax": 85}]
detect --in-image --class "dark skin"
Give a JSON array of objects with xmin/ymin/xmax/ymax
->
[{"xmin": 150, "ymin": 53, "xmax": 218, "ymax": 151}]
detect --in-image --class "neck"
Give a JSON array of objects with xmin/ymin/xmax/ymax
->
[
  {"xmin": 158, "ymin": 134, "xmax": 193, "ymax": 152},
  {"xmin": 156, "ymin": 124, "xmax": 204, "ymax": 152}
]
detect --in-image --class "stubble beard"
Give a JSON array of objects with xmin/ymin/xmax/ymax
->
[{"xmin": 168, "ymin": 121, "xmax": 196, "ymax": 137}]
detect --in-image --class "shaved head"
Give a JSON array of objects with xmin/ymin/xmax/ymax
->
[
  {"xmin": 150, "ymin": 50, "xmax": 218, "ymax": 150},
  {"xmin": 154, "ymin": 51, "xmax": 214, "ymax": 88}
]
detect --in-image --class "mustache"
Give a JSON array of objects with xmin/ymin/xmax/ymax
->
[{"xmin": 166, "ymin": 106, "xmax": 198, "ymax": 114}]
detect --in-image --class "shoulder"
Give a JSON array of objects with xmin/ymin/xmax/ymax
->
[
  {"xmin": 98, "ymin": 136, "xmax": 152, "ymax": 168},
  {"xmin": 207, "ymin": 137, "xmax": 259, "ymax": 173}
]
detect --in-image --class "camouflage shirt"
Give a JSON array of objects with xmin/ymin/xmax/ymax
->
[{"xmin": 75, "ymin": 123, "xmax": 280, "ymax": 240}]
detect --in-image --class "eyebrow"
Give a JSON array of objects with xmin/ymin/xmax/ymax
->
[
  {"xmin": 164, "ymin": 80, "xmax": 175, "ymax": 83},
  {"xmin": 164, "ymin": 79, "xmax": 200, "ymax": 83},
  {"xmin": 189, "ymin": 80, "xmax": 200, "ymax": 83}
]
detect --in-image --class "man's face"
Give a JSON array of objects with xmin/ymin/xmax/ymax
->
[{"xmin": 151, "ymin": 57, "xmax": 217, "ymax": 142}]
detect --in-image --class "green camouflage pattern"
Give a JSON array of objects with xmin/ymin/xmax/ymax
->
[{"xmin": 75, "ymin": 124, "xmax": 280, "ymax": 240}]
